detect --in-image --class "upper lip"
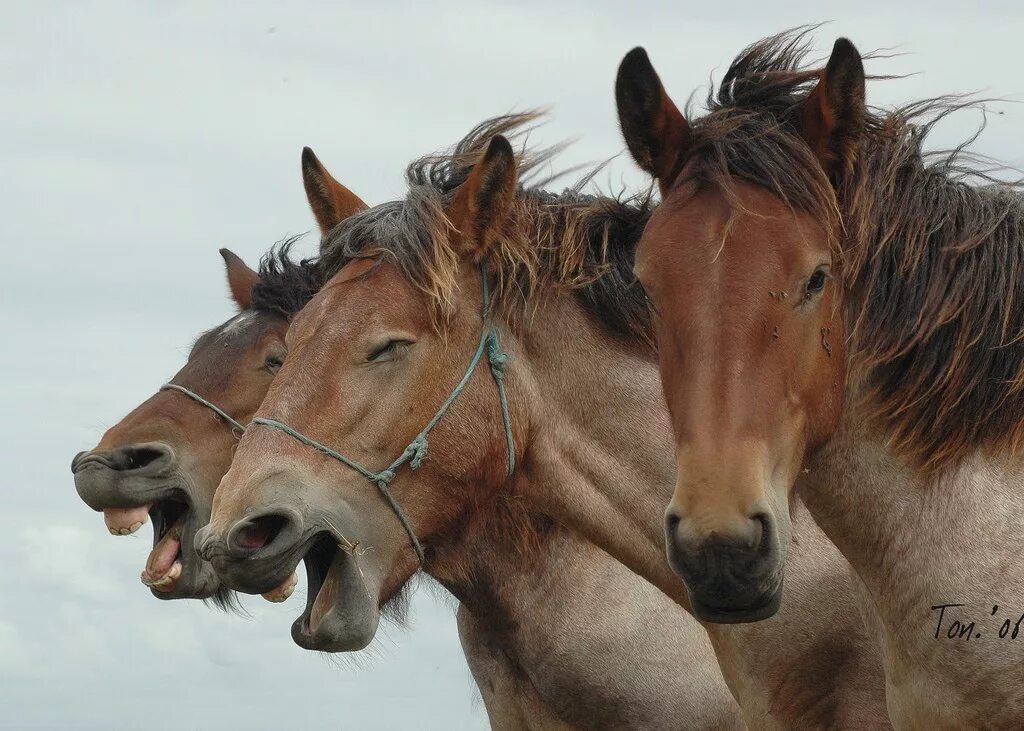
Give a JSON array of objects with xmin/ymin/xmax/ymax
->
[{"xmin": 71, "ymin": 450, "xmax": 117, "ymax": 472}]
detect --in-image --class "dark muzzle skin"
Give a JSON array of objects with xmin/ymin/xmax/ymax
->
[
  {"xmin": 196, "ymin": 504, "xmax": 311, "ymax": 595},
  {"xmin": 665, "ymin": 510, "xmax": 784, "ymax": 623},
  {"xmin": 197, "ymin": 487, "xmax": 387, "ymax": 652},
  {"xmin": 73, "ymin": 443, "xmax": 177, "ymax": 509},
  {"xmin": 72, "ymin": 442, "xmax": 221, "ymax": 599}
]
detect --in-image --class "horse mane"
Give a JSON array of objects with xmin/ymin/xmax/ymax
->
[
  {"xmin": 683, "ymin": 27, "xmax": 1024, "ymax": 472},
  {"xmin": 319, "ymin": 112, "xmax": 654, "ymax": 347},
  {"xmin": 250, "ymin": 235, "xmax": 323, "ymax": 319}
]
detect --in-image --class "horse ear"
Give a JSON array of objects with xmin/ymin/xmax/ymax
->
[
  {"xmin": 219, "ymin": 248, "xmax": 260, "ymax": 310},
  {"xmin": 616, "ymin": 47, "xmax": 691, "ymax": 189},
  {"xmin": 798, "ymin": 38, "xmax": 866, "ymax": 182},
  {"xmin": 448, "ymin": 135, "xmax": 518, "ymax": 262},
  {"xmin": 301, "ymin": 147, "xmax": 368, "ymax": 235}
]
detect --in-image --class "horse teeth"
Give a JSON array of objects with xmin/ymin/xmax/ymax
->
[
  {"xmin": 128, "ymin": 521, "xmax": 144, "ymax": 534},
  {"xmin": 140, "ymin": 562, "xmax": 182, "ymax": 590}
]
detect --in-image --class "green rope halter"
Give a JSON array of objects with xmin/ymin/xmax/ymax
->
[
  {"xmin": 160, "ymin": 383, "xmax": 247, "ymax": 436},
  {"xmin": 158, "ymin": 267, "xmax": 514, "ymax": 565},
  {"xmin": 250, "ymin": 265, "xmax": 515, "ymax": 566}
]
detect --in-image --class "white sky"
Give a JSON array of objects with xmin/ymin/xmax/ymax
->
[{"xmin": 2, "ymin": 1, "xmax": 1023, "ymax": 728}]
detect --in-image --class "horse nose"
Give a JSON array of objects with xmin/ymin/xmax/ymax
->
[
  {"xmin": 666, "ymin": 508, "xmax": 767, "ymax": 561},
  {"xmin": 74, "ymin": 443, "xmax": 177, "ymax": 511},
  {"xmin": 71, "ymin": 442, "xmax": 175, "ymax": 475},
  {"xmin": 197, "ymin": 507, "xmax": 306, "ymax": 563},
  {"xmin": 665, "ymin": 507, "xmax": 778, "ymax": 607},
  {"xmin": 70, "ymin": 451, "xmax": 89, "ymax": 472},
  {"xmin": 197, "ymin": 507, "xmax": 307, "ymax": 596}
]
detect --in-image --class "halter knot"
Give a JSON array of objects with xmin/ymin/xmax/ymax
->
[
  {"xmin": 407, "ymin": 436, "xmax": 429, "ymax": 469},
  {"xmin": 486, "ymin": 327, "xmax": 511, "ymax": 380},
  {"xmin": 374, "ymin": 469, "xmax": 396, "ymax": 486}
]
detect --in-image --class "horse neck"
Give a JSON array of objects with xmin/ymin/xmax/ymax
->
[
  {"xmin": 802, "ymin": 394, "xmax": 1024, "ymax": 637},
  {"xmin": 509, "ymin": 292, "xmax": 890, "ymax": 726},
  {"xmin": 432, "ymin": 501, "xmax": 742, "ymax": 728},
  {"xmin": 511, "ymin": 293, "xmax": 684, "ymax": 603}
]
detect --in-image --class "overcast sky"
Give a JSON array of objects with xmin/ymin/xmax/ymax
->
[{"xmin": 3, "ymin": 2, "xmax": 1024, "ymax": 729}]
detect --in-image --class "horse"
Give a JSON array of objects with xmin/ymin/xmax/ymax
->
[
  {"xmin": 73, "ymin": 146, "xmax": 743, "ymax": 730},
  {"xmin": 615, "ymin": 28, "xmax": 1024, "ymax": 727},
  {"xmin": 70, "ymin": 148, "xmax": 362, "ymax": 602},
  {"xmin": 198, "ymin": 114, "xmax": 890, "ymax": 729},
  {"xmin": 70, "ymin": 248, "xmax": 295, "ymax": 602}
]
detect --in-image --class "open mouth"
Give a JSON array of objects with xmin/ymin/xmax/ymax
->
[
  {"xmin": 288, "ymin": 529, "xmax": 380, "ymax": 652},
  {"xmin": 300, "ymin": 533, "xmax": 343, "ymax": 634},
  {"xmin": 139, "ymin": 500, "xmax": 190, "ymax": 593}
]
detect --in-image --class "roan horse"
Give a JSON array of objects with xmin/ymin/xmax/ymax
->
[
  {"xmin": 616, "ymin": 29, "xmax": 1024, "ymax": 727},
  {"xmin": 74, "ymin": 146, "xmax": 743, "ymax": 730},
  {"xmin": 199, "ymin": 116, "xmax": 890, "ymax": 729}
]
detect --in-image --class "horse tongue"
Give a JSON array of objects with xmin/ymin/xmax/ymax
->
[
  {"xmin": 103, "ymin": 505, "xmax": 151, "ymax": 536},
  {"xmin": 140, "ymin": 515, "xmax": 184, "ymax": 591},
  {"xmin": 309, "ymin": 560, "xmax": 342, "ymax": 631}
]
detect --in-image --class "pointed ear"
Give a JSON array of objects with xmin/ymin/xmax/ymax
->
[
  {"xmin": 219, "ymin": 248, "xmax": 260, "ymax": 310},
  {"xmin": 447, "ymin": 135, "xmax": 518, "ymax": 262},
  {"xmin": 301, "ymin": 147, "xmax": 368, "ymax": 235},
  {"xmin": 616, "ymin": 47, "xmax": 691, "ymax": 190},
  {"xmin": 798, "ymin": 38, "xmax": 866, "ymax": 182}
]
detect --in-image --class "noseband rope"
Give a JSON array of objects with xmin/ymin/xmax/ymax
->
[
  {"xmin": 247, "ymin": 265, "xmax": 516, "ymax": 566},
  {"xmin": 160, "ymin": 383, "xmax": 247, "ymax": 436}
]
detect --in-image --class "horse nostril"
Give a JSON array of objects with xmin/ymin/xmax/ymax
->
[
  {"xmin": 107, "ymin": 444, "xmax": 173, "ymax": 472},
  {"xmin": 122, "ymin": 446, "xmax": 168, "ymax": 470},
  {"xmin": 71, "ymin": 443, "xmax": 174, "ymax": 474},
  {"xmin": 749, "ymin": 510, "xmax": 772, "ymax": 554},
  {"xmin": 226, "ymin": 509, "xmax": 302, "ymax": 557},
  {"xmin": 238, "ymin": 514, "xmax": 285, "ymax": 550},
  {"xmin": 665, "ymin": 509, "xmax": 683, "ymax": 541}
]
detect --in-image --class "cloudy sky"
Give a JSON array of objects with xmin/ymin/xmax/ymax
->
[{"xmin": 3, "ymin": 2, "xmax": 1024, "ymax": 728}]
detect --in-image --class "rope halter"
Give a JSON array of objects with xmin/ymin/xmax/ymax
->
[{"xmin": 249, "ymin": 265, "xmax": 516, "ymax": 566}]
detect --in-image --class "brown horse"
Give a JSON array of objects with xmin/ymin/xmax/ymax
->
[
  {"xmin": 70, "ymin": 248, "xmax": 296, "ymax": 602},
  {"xmin": 74, "ymin": 147, "xmax": 742, "ymax": 729},
  {"xmin": 71, "ymin": 148, "xmax": 363, "ymax": 602},
  {"xmin": 616, "ymin": 28, "xmax": 1024, "ymax": 727},
  {"xmin": 200, "ymin": 115, "xmax": 889, "ymax": 729}
]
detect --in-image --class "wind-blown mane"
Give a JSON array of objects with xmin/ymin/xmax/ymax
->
[
  {"xmin": 320, "ymin": 113, "xmax": 654, "ymax": 346},
  {"xmin": 251, "ymin": 236, "xmax": 323, "ymax": 318},
  {"xmin": 682, "ymin": 27, "xmax": 1024, "ymax": 472}
]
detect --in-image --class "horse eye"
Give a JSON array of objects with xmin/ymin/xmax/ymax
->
[
  {"xmin": 264, "ymin": 352, "xmax": 285, "ymax": 373},
  {"xmin": 368, "ymin": 339, "xmax": 412, "ymax": 362},
  {"xmin": 805, "ymin": 269, "xmax": 829, "ymax": 298}
]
